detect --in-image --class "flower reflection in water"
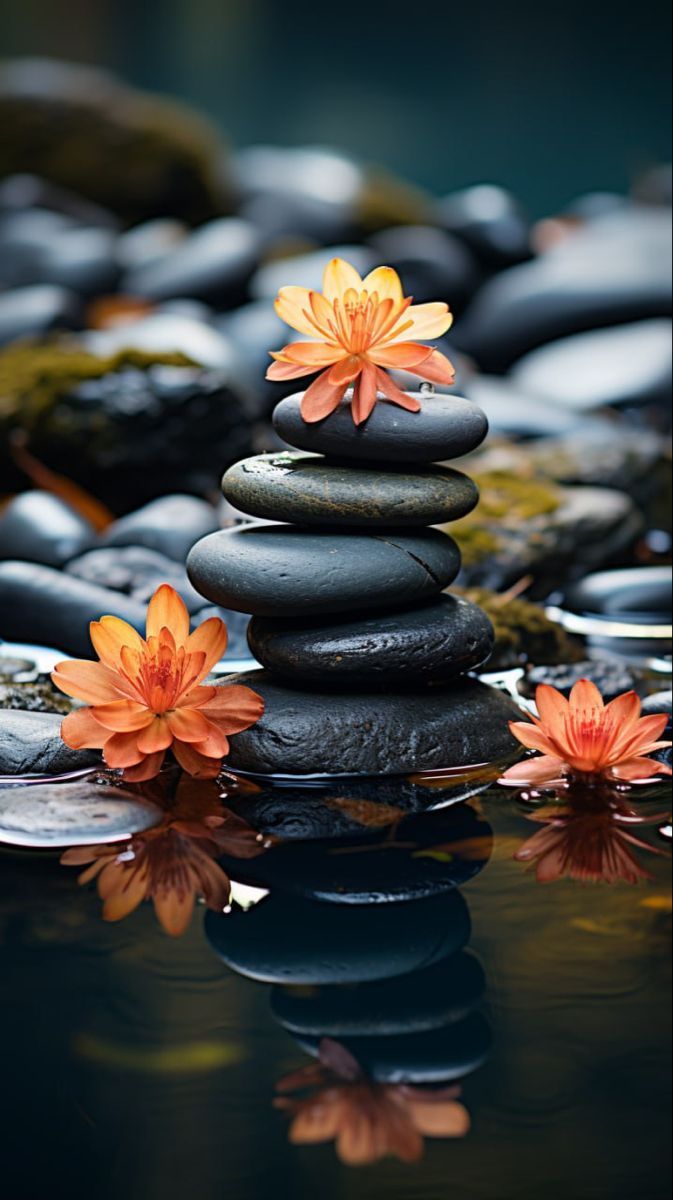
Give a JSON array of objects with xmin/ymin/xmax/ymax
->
[
  {"xmin": 513, "ymin": 786, "xmax": 671, "ymax": 885},
  {"xmin": 274, "ymin": 1038, "xmax": 469, "ymax": 1166},
  {"xmin": 61, "ymin": 770, "xmax": 271, "ymax": 936}
]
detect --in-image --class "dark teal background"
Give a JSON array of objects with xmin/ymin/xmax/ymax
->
[{"xmin": 3, "ymin": 0, "xmax": 672, "ymax": 213}]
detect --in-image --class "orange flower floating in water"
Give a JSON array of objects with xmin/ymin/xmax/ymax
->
[
  {"xmin": 499, "ymin": 680, "xmax": 672, "ymax": 789},
  {"xmin": 61, "ymin": 772, "xmax": 270, "ymax": 936},
  {"xmin": 267, "ymin": 256, "xmax": 455, "ymax": 424},
  {"xmin": 514, "ymin": 793, "xmax": 670, "ymax": 885},
  {"xmin": 275, "ymin": 1038, "xmax": 469, "ymax": 1166},
  {"xmin": 52, "ymin": 584, "xmax": 264, "ymax": 782}
]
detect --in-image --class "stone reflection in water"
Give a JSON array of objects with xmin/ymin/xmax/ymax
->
[{"xmin": 205, "ymin": 781, "xmax": 493, "ymax": 1165}]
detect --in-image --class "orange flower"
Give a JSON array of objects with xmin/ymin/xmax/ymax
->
[
  {"xmin": 514, "ymin": 793, "xmax": 670, "ymax": 885},
  {"xmin": 61, "ymin": 772, "xmax": 270, "ymax": 936},
  {"xmin": 499, "ymin": 680, "xmax": 672, "ymax": 788},
  {"xmin": 52, "ymin": 583, "xmax": 264, "ymax": 782},
  {"xmin": 266, "ymin": 256, "xmax": 455, "ymax": 424},
  {"xmin": 275, "ymin": 1039, "xmax": 469, "ymax": 1166}
]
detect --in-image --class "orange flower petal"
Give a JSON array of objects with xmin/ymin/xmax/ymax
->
[
  {"xmin": 122, "ymin": 752, "xmax": 166, "ymax": 782},
  {"xmin": 279, "ymin": 342, "xmax": 345, "ymax": 368},
  {"xmin": 568, "ymin": 678, "xmax": 605, "ymax": 714},
  {"xmin": 612, "ymin": 714, "xmax": 671, "ymax": 760},
  {"xmin": 89, "ymin": 700, "xmax": 154, "ymax": 733},
  {"xmin": 185, "ymin": 618, "xmax": 228, "ymax": 675},
  {"xmin": 508, "ymin": 720, "xmax": 560, "ymax": 756},
  {"xmin": 322, "ymin": 257, "xmax": 363, "ymax": 301},
  {"xmin": 328, "ymin": 356, "xmax": 363, "ymax": 386},
  {"xmin": 137, "ymin": 716, "xmax": 173, "ymax": 754},
  {"xmin": 167, "ymin": 708, "xmax": 210, "ymax": 743},
  {"xmin": 369, "ymin": 342, "xmax": 434, "ymax": 369},
  {"xmin": 172, "ymin": 740, "xmax": 222, "ymax": 778},
  {"xmin": 535, "ymin": 683, "xmax": 570, "ymax": 730},
  {"xmin": 90, "ymin": 615, "xmax": 145, "ymax": 670},
  {"xmin": 611, "ymin": 757, "xmax": 673, "ymax": 781},
  {"xmin": 60, "ymin": 708, "xmax": 108, "ymax": 750},
  {"xmin": 200, "ymin": 684, "xmax": 265, "ymax": 732},
  {"xmin": 52, "ymin": 660, "xmax": 130, "ymax": 705},
  {"xmin": 266, "ymin": 360, "xmax": 320, "ymax": 382},
  {"xmin": 362, "ymin": 265, "xmax": 405, "ymax": 307},
  {"xmin": 102, "ymin": 732, "xmax": 146, "ymax": 769},
  {"xmin": 374, "ymin": 368, "xmax": 421, "ymax": 412},
  {"xmin": 146, "ymin": 584, "xmax": 190, "ymax": 645},
  {"xmin": 415, "ymin": 349, "xmax": 457, "ymax": 386},
  {"xmin": 397, "ymin": 301, "xmax": 454, "ymax": 342},
  {"xmin": 274, "ymin": 286, "xmax": 320, "ymax": 336},
  {"xmin": 300, "ymin": 370, "xmax": 349, "ymax": 422},
  {"xmin": 351, "ymin": 366, "xmax": 378, "ymax": 425},
  {"xmin": 191, "ymin": 720, "xmax": 230, "ymax": 758},
  {"xmin": 174, "ymin": 685, "xmax": 217, "ymax": 710},
  {"xmin": 498, "ymin": 755, "xmax": 566, "ymax": 785}
]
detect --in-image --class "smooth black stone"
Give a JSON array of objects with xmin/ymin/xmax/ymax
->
[
  {"xmin": 188, "ymin": 526, "xmax": 461, "ymax": 619},
  {"xmin": 272, "ymin": 392, "xmax": 488, "ymax": 464},
  {"xmin": 465, "ymin": 375, "xmax": 596, "ymax": 439},
  {"xmin": 102, "ymin": 495, "xmax": 219, "ymax": 563},
  {"xmin": 65, "ymin": 546, "xmax": 205, "ymax": 612},
  {"xmin": 0, "ymin": 173, "xmax": 120, "ymax": 229},
  {"xmin": 297, "ymin": 1011, "xmax": 492, "ymax": 1084},
  {"xmin": 235, "ymin": 146, "xmax": 361, "ymax": 245},
  {"xmin": 121, "ymin": 217, "xmax": 261, "ymax": 308},
  {"xmin": 222, "ymin": 453, "xmax": 479, "ymax": 528},
  {"xmin": 205, "ymin": 890, "xmax": 471, "ymax": 984},
  {"xmin": 511, "ymin": 319, "xmax": 672, "ymax": 411},
  {"xmin": 248, "ymin": 595, "xmax": 493, "ymax": 686},
  {"xmin": 222, "ymin": 774, "xmax": 497, "ymax": 842},
  {"xmin": 0, "ymin": 284, "xmax": 82, "ymax": 345},
  {"xmin": 520, "ymin": 660, "xmax": 638, "ymax": 703},
  {"xmin": 0, "ymin": 711, "xmax": 100, "ymax": 776},
  {"xmin": 455, "ymin": 209, "xmax": 672, "ymax": 371},
  {"xmin": 438, "ymin": 184, "xmax": 532, "ymax": 270},
  {"xmin": 0, "ymin": 561, "xmax": 147, "ymax": 657},
  {"xmin": 116, "ymin": 218, "xmax": 188, "ymax": 271},
  {"xmin": 641, "ymin": 691, "xmax": 672, "ymax": 768},
  {"xmin": 214, "ymin": 670, "xmax": 520, "ymax": 776},
  {"xmin": 368, "ymin": 224, "xmax": 480, "ymax": 310},
  {"xmin": 0, "ymin": 779, "xmax": 161, "ymax": 845},
  {"xmin": 0, "ymin": 492, "xmax": 95, "ymax": 567},
  {"xmin": 250, "ymin": 245, "xmax": 377, "ymax": 302},
  {"xmin": 270, "ymin": 951, "xmax": 486, "ymax": 1037},
  {"xmin": 562, "ymin": 567, "xmax": 672, "ymax": 622},
  {"xmin": 220, "ymin": 804, "xmax": 492, "ymax": 903},
  {"xmin": 38, "ymin": 227, "xmax": 120, "ymax": 296}
]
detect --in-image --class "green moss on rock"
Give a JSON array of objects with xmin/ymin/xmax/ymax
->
[
  {"xmin": 455, "ymin": 586, "xmax": 584, "ymax": 671},
  {"xmin": 448, "ymin": 470, "xmax": 562, "ymax": 565}
]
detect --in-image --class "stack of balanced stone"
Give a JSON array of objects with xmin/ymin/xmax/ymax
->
[{"xmin": 187, "ymin": 390, "xmax": 520, "ymax": 776}]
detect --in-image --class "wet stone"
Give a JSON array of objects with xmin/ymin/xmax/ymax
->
[
  {"xmin": 121, "ymin": 217, "xmax": 261, "ymax": 308},
  {"xmin": 214, "ymin": 670, "xmax": 520, "ymax": 776},
  {"xmin": 368, "ymin": 224, "xmax": 480, "ymax": 311},
  {"xmin": 0, "ymin": 561, "xmax": 147, "ymax": 658},
  {"xmin": 66, "ymin": 545, "xmax": 205, "ymax": 612},
  {"xmin": 0, "ymin": 779, "xmax": 161, "ymax": 846},
  {"xmin": 272, "ymin": 392, "xmax": 488, "ymax": 465},
  {"xmin": 187, "ymin": 525, "xmax": 461, "ymax": 619},
  {"xmin": 562, "ymin": 566, "xmax": 672, "ymax": 622},
  {"xmin": 248, "ymin": 594, "xmax": 494, "ymax": 686},
  {"xmin": 0, "ymin": 711, "xmax": 100, "ymax": 777},
  {"xmin": 0, "ymin": 284, "xmax": 83, "ymax": 346},
  {"xmin": 102, "ymin": 495, "xmax": 219, "ymax": 563},
  {"xmin": 219, "ymin": 803, "xmax": 492, "ymax": 903},
  {"xmin": 0, "ymin": 491, "xmax": 95, "ymax": 568},
  {"xmin": 297, "ymin": 1011, "xmax": 492, "ymax": 1084},
  {"xmin": 520, "ymin": 660, "xmax": 638, "ymax": 702},
  {"xmin": 205, "ymin": 890, "xmax": 471, "ymax": 984},
  {"xmin": 222, "ymin": 452, "xmax": 479, "ymax": 528},
  {"xmin": 270, "ymin": 951, "xmax": 486, "ymax": 1037}
]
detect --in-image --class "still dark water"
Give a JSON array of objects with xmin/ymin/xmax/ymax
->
[{"xmin": 1, "ymin": 783, "xmax": 670, "ymax": 1200}]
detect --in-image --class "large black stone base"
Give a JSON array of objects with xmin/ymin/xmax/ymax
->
[{"xmin": 217, "ymin": 670, "xmax": 520, "ymax": 776}]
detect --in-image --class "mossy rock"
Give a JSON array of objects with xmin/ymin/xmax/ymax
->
[
  {"xmin": 0, "ymin": 681, "xmax": 74, "ymax": 716},
  {"xmin": 0, "ymin": 58, "xmax": 233, "ymax": 225},
  {"xmin": 0, "ymin": 339, "xmax": 253, "ymax": 512},
  {"xmin": 448, "ymin": 470, "xmax": 562, "ymax": 566},
  {"xmin": 455, "ymin": 586, "xmax": 584, "ymax": 671}
]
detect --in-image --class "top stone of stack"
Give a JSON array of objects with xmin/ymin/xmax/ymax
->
[{"xmin": 273, "ymin": 389, "xmax": 488, "ymax": 464}]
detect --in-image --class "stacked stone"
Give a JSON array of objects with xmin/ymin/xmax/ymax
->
[{"xmin": 187, "ymin": 390, "xmax": 520, "ymax": 776}]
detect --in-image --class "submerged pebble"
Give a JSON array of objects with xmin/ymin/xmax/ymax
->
[{"xmin": 0, "ymin": 779, "xmax": 161, "ymax": 846}]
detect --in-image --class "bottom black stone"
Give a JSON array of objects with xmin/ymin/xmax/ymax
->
[{"xmin": 217, "ymin": 670, "xmax": 521, "ymax": 776}]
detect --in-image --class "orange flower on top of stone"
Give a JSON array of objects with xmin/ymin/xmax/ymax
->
[
  {"xmin": 266, "ymin": 256, "xmax": 455, "ymax": 424},
  {"xmin": 52, "ymin": 584, "xmax": 264, "ymax": 782}
]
